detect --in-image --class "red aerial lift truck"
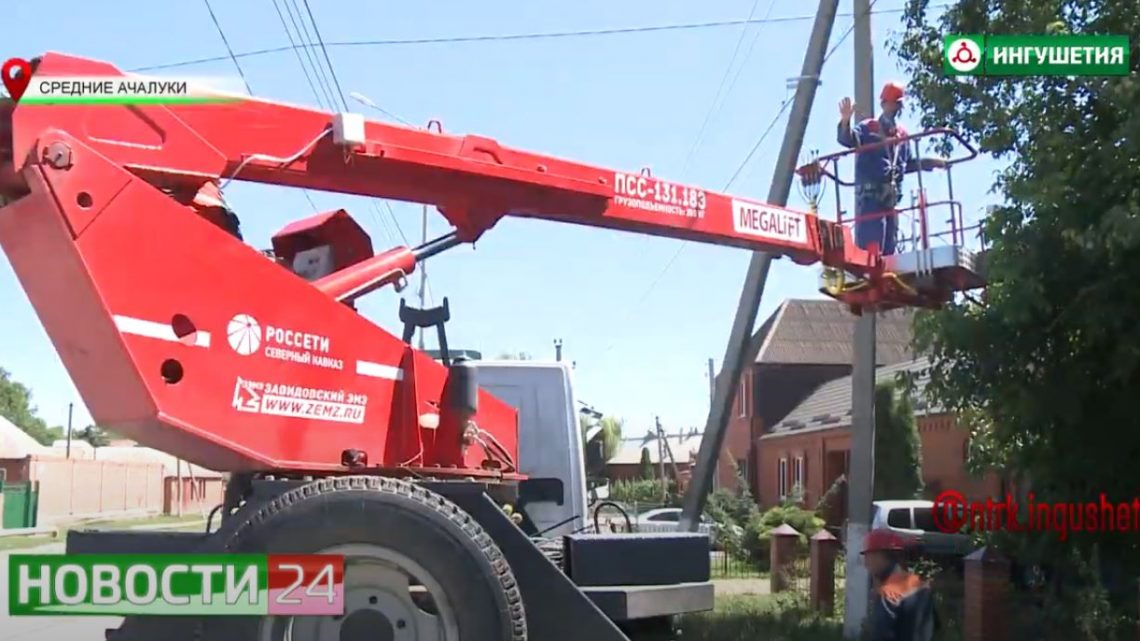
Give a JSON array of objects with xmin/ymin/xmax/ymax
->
[{"xmin": 0, "ymin": 53, "xmax": 983, "ymax": 641}]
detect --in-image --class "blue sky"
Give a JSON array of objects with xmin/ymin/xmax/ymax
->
[{"xmin": 1, "ymin": 0, "xmax": 998, "ymax": 439}]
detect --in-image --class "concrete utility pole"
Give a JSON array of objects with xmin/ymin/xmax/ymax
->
[
  {"xmin": 844, "ymin": 0, "xmax": 877, "ymax": 636},
  {"xmin": 65, "ymin": 403, "xmax": 73, "ymax": 459},
  {"xmin": 655, "ymin": 416, "xmax": 667, "ymax": 501},
  {"xmin": 706, "ymin": 358, "xmax": 715, "ymax": 404},
  {"xmin": 678, "ymin": 0, "xmax": 839, "ymax": 533}
]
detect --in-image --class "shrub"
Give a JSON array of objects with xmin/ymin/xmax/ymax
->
[
  {"xmin": 739, "ymin": 503, "xmax": 827, "ymax": 570},
  {"xmin": 608, "ymin": 478, "xmax": 673, "ymax": 505}
]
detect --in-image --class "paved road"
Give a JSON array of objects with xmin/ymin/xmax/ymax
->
[{"xmin": 1, "ymin": 544, "xmax": 120, "ymax": 641}]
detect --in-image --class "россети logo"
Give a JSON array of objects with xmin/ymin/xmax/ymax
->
[{"xmin": 943, "ymin": 34, "xmax": 1130, "ymax": 77}]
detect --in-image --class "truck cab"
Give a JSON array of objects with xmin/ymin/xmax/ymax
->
[{"xmin": 464, "ymin": 359, "xmax": 591, "ymax": 537}]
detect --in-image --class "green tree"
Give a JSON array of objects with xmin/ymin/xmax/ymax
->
[
  {"xmin": 872, "ymin": 380, "xmax": 924, "ymax": 500},
  {"xmin": 638, "ymin": 447, "xmax": 654, "ymax": 480},
  {"xmin": 598, "ymin": 416, "xmax": 623, "ymax": 460},
  {"xmin": 77, "ymin": 425, "xmax": 113, "ymax": 447},
  {"xmin": 0, "ymin": 368, "xmax": 63, "ymax": 445},
  {"xmin": 579, "ymin": 414, "xmax": 624, "ymax": 461},
  {"xmin": 893, "ymin": 0, "xmax": 1140, "ymax": 573}
]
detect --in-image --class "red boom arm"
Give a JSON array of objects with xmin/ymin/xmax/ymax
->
[{"xmin": 0, "ymin": 52, "xmax": 881, "ymax": 477}]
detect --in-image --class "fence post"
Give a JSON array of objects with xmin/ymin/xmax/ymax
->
[
  {"xmin": 963, "ymin": 546, "xmax": 1010, "ymax": 641},
  {"xmin": 770, "ymin": 523, "xmax": 801, "ymax": 593},
  {"xmin": 810, "ymin": 529, "xmax": 840, "ymax": 613}
]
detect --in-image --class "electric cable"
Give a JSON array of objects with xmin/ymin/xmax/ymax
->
[
  {"xmin": 303, "ymin": 0, "xmax": 350, "ymax": 112},
  {"xmin": 599, "ymin": 0, "xmax": 882, "ymax": 356},
  {"xmin": 131, "ymin": 6, "xmax": 936, "ymax": 73},
  {"xmin": 285, "ymin": 0, "xmax": 341, "ymax": 111},
  {"xmin": 678, "ymin": 0, "xmax": 778, "ymax": 178},
  {"xmin": 296, "ymin": 3, "xmax": 425, "ymax": 292},
  {"xmin": 271, "ymin": 0, "xmax": 325, "ymax": 110},
  {"xmin": 275, "ymin": 0, "xmax": 337, "ymax": 111},
  {"xmin": 200, "ymin": 0, "xmax": 252, "ymax": 96},
  {"xmin": 200, "ymin": 0, "xmax": 320, "ymax": 213},
  {"xmin": 592, "ymin": 500, "xmax": 633, "ymax": 534}
]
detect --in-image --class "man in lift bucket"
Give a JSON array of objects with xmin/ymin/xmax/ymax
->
[{"xmin": 837, "ymin": 81, "xmax": 947, "ymax": 256}]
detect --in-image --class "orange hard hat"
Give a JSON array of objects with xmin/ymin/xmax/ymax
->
[
  {"xmin": 192, "ymin": 180, "xmax": 227, "ymax": 209},
  {"xmin": 880, "ymin": 81, "xmax": 905, "ymax": 103},
  {"xmin": 862, "ymin": 528, "xmax": 912, "ymax": 554}
]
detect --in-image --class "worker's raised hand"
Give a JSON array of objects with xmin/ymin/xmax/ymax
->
[{"xmin": 839, "ymin": 97, "xmax": 856, "ymax": 121}]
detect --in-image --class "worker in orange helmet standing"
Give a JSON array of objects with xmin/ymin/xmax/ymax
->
[
  {"xmin": 837, "ymin": 81, "xmax": 947, "ymax": 256},
  {"xmin": 861, "ymin": 528, "xmax": 939, "ymax": 641}
]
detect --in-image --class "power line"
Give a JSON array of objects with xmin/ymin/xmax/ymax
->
[
  {"xmin": 201, "ymin": 0, "xmax": 318, "ymax": 212},
  {"xmin": 678, "ymin": 0, "xmax": 777, "ymax": 178},
  {"xmin": 302, "ymin": 0, "xmax": 350, "ymax": 112},
  {"xmin": 297, "ymin": 3, "xmax": 417, "ymax": 263},
  {"xmin": 600, "ymin": 0, "xmax": 881, "ymax": 356},
  {"xmin": 200, "ymin": 0, "xmax": 252, "ymax": 95},
  {"xmin": 131, "ymin": 6, "xmax": 930, "ymax": 72},
  {"xmin": 271, "ymin": 0, "xmax": 324, "ymax": 109},
  {"xmin": 283, "ymin": 0, "xmax": 340, "ymax": 110}
]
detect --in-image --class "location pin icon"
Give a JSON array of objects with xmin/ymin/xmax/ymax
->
[{"xmin": 2, "ymin": 58, "xmax": 32, "ymax": 103}]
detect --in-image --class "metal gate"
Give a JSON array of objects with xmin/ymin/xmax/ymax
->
[{"xmin": 1, "ymin": 476, "xmax": 39, "ymax": 529}]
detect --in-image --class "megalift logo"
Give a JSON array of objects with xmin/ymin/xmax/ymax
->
[
  {"xmin": 944, "ymin": 34, "xmax": 1130, "ymax": 77},
  {"xmin": 226, "ymin": 314, "xmax": 343, "ymax": 371}
]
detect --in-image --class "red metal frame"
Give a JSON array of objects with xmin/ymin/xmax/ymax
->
[
  {"xmin": 0, "ymin": 53, "xmax": 981, "ymax": 477},
  {"xmin": 795, "ymin": 128, "xmax": 983, "ymax": 253}
]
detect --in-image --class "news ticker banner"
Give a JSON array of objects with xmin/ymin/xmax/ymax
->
[
  {"xmin": 8, "ymin": 554, "xmax": 344, "ymax": 616},
  {"xmin": 944, "ymin": 34, "xmax": 1130, "ymax": 76}
]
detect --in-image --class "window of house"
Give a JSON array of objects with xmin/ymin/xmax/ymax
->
[
  {"xmin": 792, "ymin": 455, "xmax": 805, "ymax": 498},
  {"xmin": 738, "ymin": 375, "xmax": 749, "ymax": 418},
  {"xmin": 777, "ymin": 457, "xmax": 788, "ymax": 501}
]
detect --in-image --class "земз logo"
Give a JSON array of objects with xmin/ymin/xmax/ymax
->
[{"xmin": 943, "ymin": 34, "xmax": 1130, "ymax": 76}]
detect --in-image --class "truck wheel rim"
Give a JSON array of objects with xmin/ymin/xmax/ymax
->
[{"xmin": 258, "ymin": 543, "xmax": 460, "ymax": 641}]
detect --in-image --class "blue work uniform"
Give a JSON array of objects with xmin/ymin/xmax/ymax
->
[{"xmin": 837, "ymin": 116, "xmax": 922, "ymax": 255}]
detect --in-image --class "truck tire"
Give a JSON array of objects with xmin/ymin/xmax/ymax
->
[{"xmin": 205, "ymin": 475, "xmax": 527, "ymax": 641}]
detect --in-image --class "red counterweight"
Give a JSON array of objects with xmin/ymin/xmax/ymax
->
[{"xmin": 0, "ymin": 52, "xmax": 982, "ymax": 479}]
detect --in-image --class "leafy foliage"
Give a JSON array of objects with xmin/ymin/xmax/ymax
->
[
  {"xmin": 873, "ymin": 380, "xmax": 924, "ymax": 499},
  {"xmin": 705, "ymin": 462, "xmax": 761, "ymax": 559},
  {"xmin": 608, "ymin": 478, "xmax": 673, "ymax": 504},
  {"xmin": 893, "ymin": 0, "xmax": 1140, "ymax": 627},
  {"xmin": 706, "ymin": 461, "xmax": 760, "ymax": 527},
  {"xmin": 740, "ymin": 503, "xmax": 827, "ymax": 571},
  {"xmin": 77, "ymin": 425, "xmax": 115, "ymax": 447},
  {"xmin": 638, "ymin": 447, "xmax": 654, "ymax": 480},
  {"xmin": 0, "ymin": 368, "xmax": 63, "ymax": 445},
  {"xmin": 580, "ymin": 414, "xmax": 624, "ymax": 461}
]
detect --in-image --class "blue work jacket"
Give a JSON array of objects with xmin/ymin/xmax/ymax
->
[{"xmin": 837, "ymin": 117, "xmax": 921, "ymax": 207}]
